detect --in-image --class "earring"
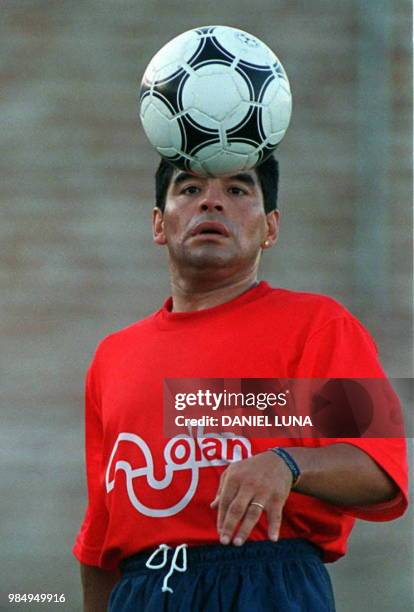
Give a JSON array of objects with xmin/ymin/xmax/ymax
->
[{"xmin": 263, "ymin": 240, "xmax": 270, "ymax": 248}]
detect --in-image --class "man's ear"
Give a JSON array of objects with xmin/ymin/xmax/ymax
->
[
  {"xmin": 152, "ymin": 207, "xmax": 167, "ymax": 245},
  {"xmin": 262, "ymin": 209, "xmax": 280, "ymax": 249}
]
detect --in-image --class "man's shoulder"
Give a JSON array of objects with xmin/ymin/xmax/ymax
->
[
  {"xmin": 92, "ymin": 309, "xmax": 159, "ymax": 359},
  {"xmin": 264, "ymin": 286, "xmax": 377, "ymax": 360},
  {"xmin": 262, "ymin": 285, "xmax": 371, "ymax": 343},
  {"xmin": 265, "ymin": 285, "xmax": 353, "ymax": 320}
]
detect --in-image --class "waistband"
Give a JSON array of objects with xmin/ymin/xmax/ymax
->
[{"xmin": 121, "ymin": 539, "xmax": 322, "ymax": 574}]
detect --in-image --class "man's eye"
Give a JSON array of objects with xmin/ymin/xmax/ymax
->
[
  {"xmin": 229, "ymin": 186, "xmax": 247, "ymax": 195},
  {"xmin": 182, "ymin": 185, "xmax": 200, "ymax": 195}
]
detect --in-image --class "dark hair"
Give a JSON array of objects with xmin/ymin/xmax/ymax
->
[{"xmin": 155, "ymin": 155, "xmax": 279, "ymax": 213}]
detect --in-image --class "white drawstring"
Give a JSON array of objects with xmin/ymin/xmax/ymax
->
[{"xmin": 145, "ymin": 543, "xmax": 188, "ymax": 593}]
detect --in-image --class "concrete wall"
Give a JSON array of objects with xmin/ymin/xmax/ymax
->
[{"xmin": 1, "ymin": 1, "xmax": 412, "ymax": 610}]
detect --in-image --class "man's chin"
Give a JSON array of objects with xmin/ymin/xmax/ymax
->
[
  {"xmin": 182, "ymin": 247, "xmax": 236, "ymax": 270},
  {"xmin": 187, "ymin": 254, "xmax": 233, "ymax": 269}
]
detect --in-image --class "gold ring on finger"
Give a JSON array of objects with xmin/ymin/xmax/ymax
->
[{"xmin": 249, "ymin": 501, "xmax": 265, "ymax": 511}]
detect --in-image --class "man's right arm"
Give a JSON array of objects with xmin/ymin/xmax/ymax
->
[{"xmin": 80, "ymin": 563, "xmax": 120, "ymax": 612}]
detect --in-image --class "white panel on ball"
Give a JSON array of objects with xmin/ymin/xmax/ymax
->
[
  {"xmin": 182, "ymin": 65, "xmax": 251, "ymax": 130},
  {"xmin": 261, "ymin": 84, "xmax": 292, "ymax": 143},
  {"xmin": 156, "ymin": 146, "xmax": 182, "ymax": 159},
  {"xmin": 144, "ymin": 30, "xmax": 200, "ymax": 83},
  {"xmin": 190, "ymin": 141, "xmax": 259, "ymax": 176},
  {"xmin": 140, "ymin": 96, "xmax": 182, "ymax": 150},
  {"xmin": 195, "ymin": 151, "xmax": 249, "ymax": 176},
  {"xmin": 212, "ymin": 26, "xmax": 275, "ymax": 66}
]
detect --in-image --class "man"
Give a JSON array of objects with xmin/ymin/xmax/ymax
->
[{"xmin": 73, "ymin": 156, "xmax": 408, "ymax": 611}]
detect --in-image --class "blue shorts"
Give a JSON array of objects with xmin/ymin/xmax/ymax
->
[{"xmin": 109, "ymin": 539, "xmax": 336, "ymax": 612}]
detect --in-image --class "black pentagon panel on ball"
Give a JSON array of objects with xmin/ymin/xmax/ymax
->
[
  {"xmin": 227, "ymin": 105, "xmax": 262, "ymax": 143},
  {"xmin": 179, "ymin": 114, "xmax": 220, "ymax": 155},
  {"xmin": 150, "ymin": 71, "xmax": 187, "ymax": 115},
  {"xmin": 236, "ymin": 64, "xmax": 274, "ymax": 103},
  {"xmin": 189, "ymin": 34, "xmax": 234, "ymax": 69}
]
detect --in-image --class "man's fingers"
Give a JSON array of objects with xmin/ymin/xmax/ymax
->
[
  {"xmin": 232, "ymin": 501, "xmax": 265, "ymax": 546},
  {"xmin": 217, "ymin": 477, "xmax": 239, "ymax": 535},
  {"xmin": 266, "ymin": 501, "xmax": 283, "ymax": 542},
  {"xmin": 219, "ymin": 491, "xmax": 255, "ymax": 544},
  {"xmin": 211, "ymin": 468, "xmax": 227, "ymax": 509},
  {"xmin": 210, "ymin": 496, "xmax": 219, "ymax": 508}
]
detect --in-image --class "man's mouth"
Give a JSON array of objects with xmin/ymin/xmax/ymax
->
[{"xmin": 190, "ymin": 222, "xmax": 230, "ymax": 237}]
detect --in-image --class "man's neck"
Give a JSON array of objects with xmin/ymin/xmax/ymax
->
[{"xmin": 169, "ymin": 273, "xmax": 259, "ymax": 313}]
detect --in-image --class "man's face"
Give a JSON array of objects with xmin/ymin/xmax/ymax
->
[{"xmin": 152, "ymin": 169, "xmax": 279, "ymax": 273}]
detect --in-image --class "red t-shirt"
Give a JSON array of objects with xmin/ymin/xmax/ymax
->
[{"xmin": 73, "ymin": 281, "xmax": 408, "ymax": 570}]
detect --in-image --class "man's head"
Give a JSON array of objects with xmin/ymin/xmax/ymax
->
[
  {"xmin": 152, "ymin": 156, "xmax": 280, "ymax": 280},
  {"xmin": 155, "ymin": 155, "xmax": 279, "ymax": 214}
]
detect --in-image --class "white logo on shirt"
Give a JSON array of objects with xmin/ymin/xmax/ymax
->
[{"xmin": 105, "ymin": 427, "xmax": 251, "ymax": 517}]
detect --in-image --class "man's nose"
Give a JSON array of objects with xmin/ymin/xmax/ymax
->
[{"xmin": 199, "ymin": 182, "xmax": 224, "ymax": 212}]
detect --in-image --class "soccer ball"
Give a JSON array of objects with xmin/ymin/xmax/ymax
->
[{"xmin": 139, "ymin": 25, "xmax": 292, "ymax": 176}]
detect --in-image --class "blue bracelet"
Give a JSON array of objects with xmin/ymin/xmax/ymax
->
[{"xmin": 270, "ymin": 447, "xmax": 301, "ymax": 488}]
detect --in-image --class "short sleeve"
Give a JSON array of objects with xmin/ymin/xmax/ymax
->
[
  {"xmin": 295, "ymin": 315, "xmax": 409, "ymax": 522},
  {"xmin": 72, "ymin": 362, "xmax": 109, "ymax": 567},
  {"xmin": 317, "ymin": 437, "xmax": 409, "ymax": 521},
  {"xmin": 295, "ymin": 315, "xmax": 386, "ymax": 378}
]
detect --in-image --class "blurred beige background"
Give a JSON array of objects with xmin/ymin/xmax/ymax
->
[{"xmin": 1, "ymin": 1, "xmax": 412, "ymax": 610}]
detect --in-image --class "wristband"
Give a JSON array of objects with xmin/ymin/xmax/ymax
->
[{"xmin": 270, "ymin": 447, "xmax": 301, "ymax": 488}]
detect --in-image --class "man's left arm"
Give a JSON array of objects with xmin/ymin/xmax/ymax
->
[{"xmin": 211, "ymin": 443, "xmax": 400, "ymax": 546}]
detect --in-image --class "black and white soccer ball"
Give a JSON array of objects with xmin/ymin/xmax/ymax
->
[{"xmin": 139, "ymin": 25, "xmax": 292, "ymax": 176}]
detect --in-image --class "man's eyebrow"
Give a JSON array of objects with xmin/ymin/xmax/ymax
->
[
  {"xmin": 171, "ymin": 171, "xmax": 257, "ymax": 187},
  {"xmin": 172, "ymin": 171, "xmax": 197, "ymax": 185}
]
